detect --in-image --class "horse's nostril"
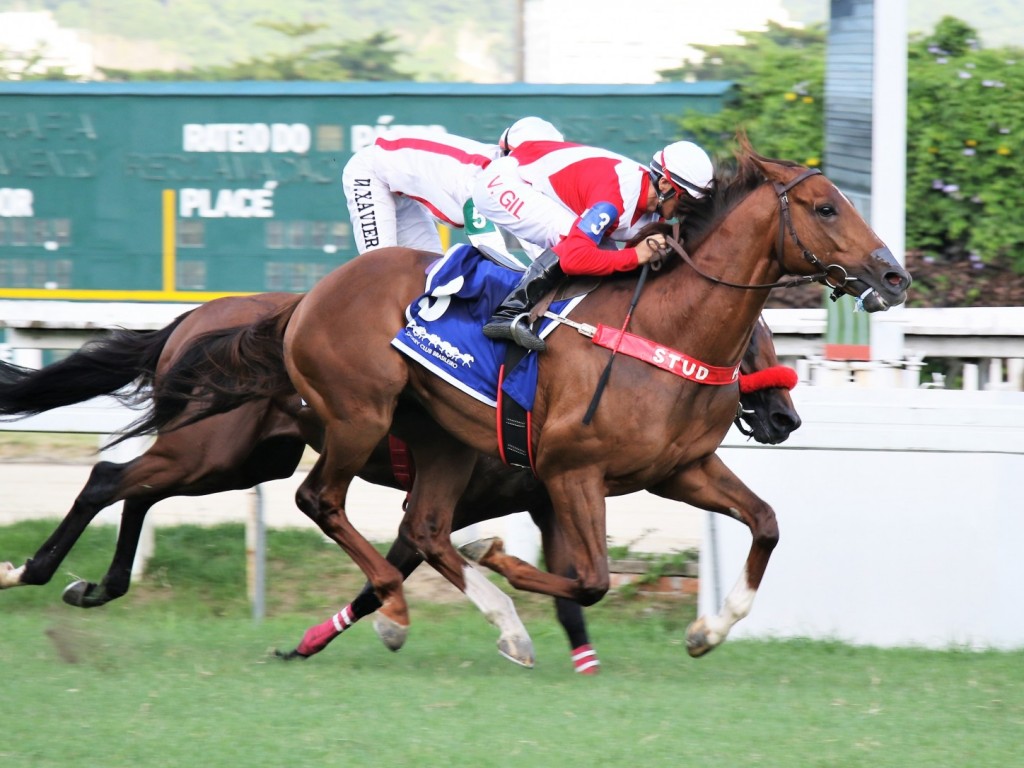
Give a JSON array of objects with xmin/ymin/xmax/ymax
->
[
  {"xmin": 771, "ymin": 412, "xmax": 801, "ymax": 433},
  {"xmin": 883, "ymin": 270, "xmax": 911, "ymax": 291}
]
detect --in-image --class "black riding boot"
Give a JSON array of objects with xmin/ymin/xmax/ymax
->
[{"xmin": 482, "ymin": 249, "xmax": 564, "ymax": 352}]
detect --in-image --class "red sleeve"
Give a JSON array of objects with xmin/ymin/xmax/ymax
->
[{"xmin": 553, "ymin": 226, "xmax": 640, "ymax": 276}]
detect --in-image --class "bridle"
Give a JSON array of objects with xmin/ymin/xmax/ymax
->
[
  {"xmin": 733, "ymin": 405, "xmax": 761, "ymax": 437},
  {"xmin": 654, "ymin": 168, "xmax": 857, "ymax": 299},
  {"xmin": 580, "ymin": 167, "xmax": 851, "ymax": 426}
]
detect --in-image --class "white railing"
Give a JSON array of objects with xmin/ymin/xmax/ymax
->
[
  {"xmin": 4, "ymin": 301, "xmax": 1023, "ymax": 390},
  {"xmin": 703, "ymin": 386, "xmax": 1024, "ymax": 651}
]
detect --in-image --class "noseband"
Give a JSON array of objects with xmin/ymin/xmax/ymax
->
[{"xmin": 656, "ymin": 167, "xmax": 856, "ymax": 297}]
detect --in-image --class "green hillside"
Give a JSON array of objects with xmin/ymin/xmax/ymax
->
[
  {"xmin": 8, "ymin": 1, "xmax": 1024, "ymax": 81},
  {"xmin": 14, "ymin": 0, "xmax": 518, "ymax": 80}
]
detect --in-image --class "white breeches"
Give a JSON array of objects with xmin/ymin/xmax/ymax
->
[{"xmin": 342, "ymin": 152, "xmax": 443, "ymax": 254}]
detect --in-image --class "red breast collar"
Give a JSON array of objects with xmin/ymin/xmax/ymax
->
[{"xmin": 591, "ymin": 325, "xmax": 739, "ymax": 385}]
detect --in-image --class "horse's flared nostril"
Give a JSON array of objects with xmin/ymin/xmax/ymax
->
[
  {"xmin": 872, "ymin": 247, "xmax": 912, "ymax": 294},
  {"xmin": 771, "ymin": 411, "xmax": 801, "ymax": 438},
  {"xmin": 887, "ymin": 269, "xmax": 912, "ymax": 292}
]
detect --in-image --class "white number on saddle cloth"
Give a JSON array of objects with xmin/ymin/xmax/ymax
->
[{"xmin": 416, "ymin": 276, "xmax": 465, "ymax": 322}]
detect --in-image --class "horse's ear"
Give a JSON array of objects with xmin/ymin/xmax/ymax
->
[
  {"xmin": 734, "ymin": 132, "xmax": 805, "ymax": 183},
  {"xmin": 734, "ymin": 131, "xmax": 774, "ymax": 181},
  {"xmin": 746, "ymin": 148, "xmax": 794, "ymax": 186},
  {"xmin": 744, "ymin": 151, "xmax": 783, "ymax": 186}
]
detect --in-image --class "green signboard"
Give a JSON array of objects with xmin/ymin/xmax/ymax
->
[{"xmin": 0, "ymin": 81, "xmax": 730, "ymax": 301}]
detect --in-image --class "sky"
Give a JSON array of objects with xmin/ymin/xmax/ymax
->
[{"xmin": 523, "ymin": 0, "xmax": 793, "ymax": 83}]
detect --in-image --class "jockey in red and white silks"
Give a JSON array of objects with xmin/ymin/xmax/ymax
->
[
  {"xmin": 342, "ymin": 132, "xmax": 499, "ymax": 254},
  {"xmin": 474, "ymin": 140, "xmax": 714, "ymax": 275},
  {"xmin": 473, "ymin": 142, "xmax": 664, "ymax": 275},
  {"xmin": 474, "ymin": 139, "xmax": 714, "ymax": 351}
]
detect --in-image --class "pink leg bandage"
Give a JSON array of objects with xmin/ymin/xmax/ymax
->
[
  {"xmin": 571, "ymin": 643, "xmax": 600, "ymax": 674},
  {"xmin": 296, "ymin": 603, "xmax": 356, "ymax": 656}
]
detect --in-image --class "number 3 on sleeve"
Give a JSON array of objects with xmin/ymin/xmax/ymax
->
[{"xmin": 576, "ymin": 201, "xmax": 619, "ymax": 244}]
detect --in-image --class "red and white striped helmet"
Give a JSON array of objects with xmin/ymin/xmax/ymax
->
[
  {"xmin": 650, "ymin": 141, "xmax": 713, "ymax": 199},
  {"xmin": 499, "ymin": 116, "xmax": 564, "ymax": 155}
]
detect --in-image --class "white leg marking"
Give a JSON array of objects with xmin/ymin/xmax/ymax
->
[
  {"xmin": 703, "ymin": 567, "xmax": 757, "ymax": 646},
  {"xmin": 462, "ymin": 563, "xmax": 535, "ymax": 667},
  {"xmin": 0, "ymin": 562, "xmax": 26, "ymax": 589},
  {"xmin": 462, "ymin": 564, "xmax": 526, "ymax": 635}
]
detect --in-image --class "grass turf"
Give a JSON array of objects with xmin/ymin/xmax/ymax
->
[{"xmin": 2, "ymin": 520, "xmax": 1022, "ymax": 767}]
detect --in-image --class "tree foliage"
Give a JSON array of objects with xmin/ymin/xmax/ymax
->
[
  {"xmin": 99, "ymin": 24, "xmax": 412, "ymax": 82},
  {"xmin": 663, "ymin": 16, "xmax": 1024, "ymax": 282},
  {"xmin": 905, "ymin": 17, "xmax": 1024, "ymax": 270},
  {"xmin": 0, "ymin": 45, "xmax": 79, "ymax": 81},
  {"xmin": 660, "ymin": 21, "xmax": 826, "ymax": 168}
]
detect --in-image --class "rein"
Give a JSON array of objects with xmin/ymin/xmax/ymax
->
[
  {"xmin": 573, "ymin": 166, "xmax": 838, "ymax": 426},
  {"xmin": 659, "ymin": 168, "xmax": 856, "ymax": 296},
  {"xmin": 581, "ymin": 261, "xmax": 652, "ymax": 425}
]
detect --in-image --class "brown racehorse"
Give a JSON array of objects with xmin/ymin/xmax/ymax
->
[
  {"xmin": 282, "ymin": 312, "xmax": 800, "ymax": 672},
  {"xmin": 153, "ymin": 143, "xmax": 910, "ymax": 658},
  {"xmin": 0, "ymin": 294, "xmax": 798, "ymax": 670}
]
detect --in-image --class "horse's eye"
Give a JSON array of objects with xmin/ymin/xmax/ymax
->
[{"xmin": 816, "ymin": 204, "xmax": 837, "ymax": 218}]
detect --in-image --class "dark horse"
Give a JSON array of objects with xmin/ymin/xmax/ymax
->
[
  {"xmin": 0, "ymin": 293, "xmax": 798, "ymax": 671},
  {"xmin": 151, "ymin": 142, "xmax": 910, "ymax": 659}
]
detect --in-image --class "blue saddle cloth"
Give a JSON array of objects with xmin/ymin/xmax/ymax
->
[{"xmin": 391, "ymin": 244, "xmax": 584, "ymax": 411}]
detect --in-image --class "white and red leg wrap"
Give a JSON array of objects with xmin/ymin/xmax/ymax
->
[
  {"xmin": 296, "ymin": 603, "xmax": 356, "ymax": 656},
  {"xmin": 571, "ymin": 643, "xmax": 600, "ymax": 674}
]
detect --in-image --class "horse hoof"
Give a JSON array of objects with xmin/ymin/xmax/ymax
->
[
  {"xmin": 497, "ymin": 633, "xmax": 535, "ymax": 669},
  {"xmin": 0, "ymin": 561, "xmax": 25, "ymax": 589},
  {"xmin": 685, "ymin": 617, "xmax": 716, "ymax": 658},
  {"xmin": 62, "ymin": 580, "xmax": 93, "ymax": 607},
  {"xmin": 373, "ymin": 613, "xmax": 409, "ymax": 651},
  {"xmin": 458, "ymin": 537, "xmax": 502, "ymax": 564},
  {"xmin": 61, "ymin": 580, "xmax": 106, "ymax": 608}
]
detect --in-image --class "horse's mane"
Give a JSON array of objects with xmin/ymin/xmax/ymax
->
[{"xmin": 675, "ymin": 137, "xmax": 803, "ymax": 251}]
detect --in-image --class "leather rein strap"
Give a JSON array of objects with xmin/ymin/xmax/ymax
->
[
  {"xmin": 655, "ymin": 167, "xmax": 855, "ymax": 294},
  {"xmin": 580, "ymin": 167, "xmax": 829, "ymax": 426}
]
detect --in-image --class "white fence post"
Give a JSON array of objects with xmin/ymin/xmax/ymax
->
[
  {"xmin": 962, "ymin": 363, "xmax": 979, "ymax": 390},
  {"xmin": 1008, "ymin": 359, "xmax": 1024, "ymax": 390},
  {"xmin": 247, "ymin": 485, "xmax": 266, "ymax": 623}
]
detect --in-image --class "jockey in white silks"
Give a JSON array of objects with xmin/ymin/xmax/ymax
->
[{"xmin": 341, "ymin": 117, "xmax": 565, "ymax": 256}]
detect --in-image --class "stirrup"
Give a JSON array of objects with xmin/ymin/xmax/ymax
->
[
  {"xmin": 509, "ymin": 313, "xmax": 546, "ymax": 352},
  {"xmin": 482, "ymin": 317, "xmax": 515, "ymax": 341}
]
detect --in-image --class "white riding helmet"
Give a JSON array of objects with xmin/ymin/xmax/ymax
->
[
  {"xmin": 498, "ymin": 116, "xmax": 564, "ymax": 155},
  {"xmin": 649, "ymin": 141, "xmax": 714, "ymax": 199}
]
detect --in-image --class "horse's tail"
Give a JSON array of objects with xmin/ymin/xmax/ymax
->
[
  {"xmin": 0, "ymin": 312, "xmax": 193, "ymax": 419},
  {"xmin": 114, "ymin": 295, "xmax": 302, "ymax": 445}
]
